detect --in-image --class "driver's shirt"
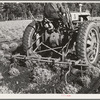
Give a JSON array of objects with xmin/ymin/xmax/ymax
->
[{"xmin": 44, "ymin": 3, "xmax": 65, "ymax": 19}]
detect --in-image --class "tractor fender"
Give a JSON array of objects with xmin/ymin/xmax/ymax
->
[
  {"xmin": 27, "ymin": 20, "xmax": 36, "ymax": 29},
  {"xmin": 26, "ymin": 20, "xmax": 43, "ymax": 33}
]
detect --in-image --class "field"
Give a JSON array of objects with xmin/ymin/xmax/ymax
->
[
  {"xmin": 0, "ymin": 20, "xmax": 32, "ymax": 93},
  {"xmin": 0, "ymin": 20, "xmax": 100, "ymax": 94},
  {"xmin": 0, "ymin": 20, "xmax": 32, "ymax": 43}
]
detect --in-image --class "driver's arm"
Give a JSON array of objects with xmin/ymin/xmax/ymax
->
[{"xmin": 57, "ymin": 3, "xmax": 66, "ymax": 15}]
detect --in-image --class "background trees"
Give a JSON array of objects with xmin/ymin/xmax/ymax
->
[{"xmin": 0, "ymin": 3, "xmax": 100, "ymax": 21}]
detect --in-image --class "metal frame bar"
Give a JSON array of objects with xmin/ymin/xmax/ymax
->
[
  {"xmin": 61, "ymin": 38, "xmax": 72, "ymax": 52},
  {"xmin": 27, "ymin": 36, "xmax": 73, "ymax": 62},
  {"xmin": 9, "ymin": 54, "xmax": 88, "ymax": 67},
  {"xmin": 41, "ymin": 43, "xmax": 62, "ymax": 56},
  {"xmin": 36, "ymin": 47, "xmax": 62, "ymax": 53},
  {"xmin": 32, "ymin": 41, "xmax": 63, "ymax": 56},
  {"xmin": 34, "ymin": 42, "xmax": 43, "ymax": 52}
]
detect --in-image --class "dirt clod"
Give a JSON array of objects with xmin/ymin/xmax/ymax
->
[
  {"xmin": 0, "ymin": 73, "xmax": 3, "ymax": 80},
  {"xmin": 86, "ymin": 66, "xmax": 100, "ymax": 79},
  {"xmin": 79, "ymin": 75, "xmax": 91, "ymax": 88},
  {"xmin": 0, "ymin": 50, "xmax": 4, "ymax": 58},
  {"xmin": 63, "ymin": 83, "xmax": 78, "ymax": 94},
  {"xmin": 9, "ymin": 42, "xmax": 18, "ymax": 52},
  {"xmin": 9, "ymin": 67, "xmax": 20, "ymax": 77},
  {"xmin": 1, "ymin": 43, "xmax": 9, "ymax": 51}
]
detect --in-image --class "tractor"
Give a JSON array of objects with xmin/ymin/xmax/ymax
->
[
  {"xmin": 17, "ymin": 3, "xmax": 100, "ymax": 85},
  {"xmin": 22, "ymin": 4, "xmax": 100, "ymax": 67}
]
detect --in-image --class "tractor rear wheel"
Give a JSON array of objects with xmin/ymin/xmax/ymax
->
[
  {"xmin": 22, "ymin": 25, "xmax": 37, "ymax": 55},
  {"xmin": 76, "ymin": 21, "xmax": 100, "ymax": 66}
]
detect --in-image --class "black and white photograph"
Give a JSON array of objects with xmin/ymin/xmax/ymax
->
[{"xmin": 0, "ymin": 0, "xmax": 100, "ymax": 98}]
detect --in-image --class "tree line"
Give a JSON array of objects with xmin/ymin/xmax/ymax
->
[{"xmin": 0, "ymin": 3, "xmax": 100, "ymax": 21}]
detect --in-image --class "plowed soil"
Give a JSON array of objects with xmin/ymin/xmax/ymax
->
[{"xmin": 0, "ymin": 20, "xmax": 100, "ymax": 94}]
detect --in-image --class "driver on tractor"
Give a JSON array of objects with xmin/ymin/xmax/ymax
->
[
  {"xmin": 44, "ymin": 3, "xmax": 74, "ymax": 48},
  {"xmin": 44, "ymin": 3, "xmax": 69, "ymax": 29}
]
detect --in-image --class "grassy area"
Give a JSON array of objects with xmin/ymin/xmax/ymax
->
[{"xmin": 0, "ymin": 20, "xmax": 32, "ymax": 42}]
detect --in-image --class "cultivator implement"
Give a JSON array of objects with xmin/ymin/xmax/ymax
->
[
  {"xmin": 5, "ymin": 28, "xmax": 90, "ymax": 85},
  {"xmin": 26, "ymin": 31, "xmax": 72, "ymax": 61},
  {"xmin": 5, "ymin": 51, "xmax": 89, "ymax": 85}
]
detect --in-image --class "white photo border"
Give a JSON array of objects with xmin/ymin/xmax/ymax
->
[{"xmin": 0, "ymin": 0, "xmax": 100, "ymax": 99}]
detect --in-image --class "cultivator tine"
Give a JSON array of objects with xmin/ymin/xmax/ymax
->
[
  {"xmin": 65, "ymin": 64, "xmax": 71, "ymax": 84},
  {"xmin": 25, "ymin": 59, "xmax": 34, "ymax": 68}
]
